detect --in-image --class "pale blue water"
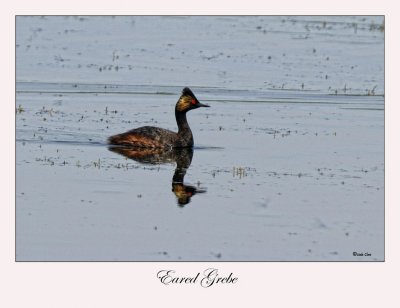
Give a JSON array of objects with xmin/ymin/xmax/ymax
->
[{"xmin": 16, "ymin": 16, "xmax": 384, "ymax": 261}]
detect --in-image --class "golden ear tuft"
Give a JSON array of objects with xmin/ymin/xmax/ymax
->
[{"xmin": 176, "ymin": 97, "xmax": 191, "ymax": 112}]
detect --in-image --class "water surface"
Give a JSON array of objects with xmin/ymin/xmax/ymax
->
[{"xmin": 16, "ymin": 16, "xmax": 384, "ymax": 261}]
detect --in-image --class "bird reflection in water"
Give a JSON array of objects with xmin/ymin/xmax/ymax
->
[{"xmin": 108, "ymin": 146, "xmax": 206, "ymax": 206}]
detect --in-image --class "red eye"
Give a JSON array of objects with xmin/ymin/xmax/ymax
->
[{"xmin": 191, "ymin": 99, "xmax": 196, "ymax": 105}]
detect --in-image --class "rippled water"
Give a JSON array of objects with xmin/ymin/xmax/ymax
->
[{"xmin": 16, "ymin": 16, "xmax": 384, "ymax": 261}]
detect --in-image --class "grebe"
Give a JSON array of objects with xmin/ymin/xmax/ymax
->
[{"xmin": 108, "ymin": 87, "xmax": 209, "ymax": 148}]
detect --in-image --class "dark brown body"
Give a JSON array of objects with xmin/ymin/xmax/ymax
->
[
  {"xmin": 108, "ymin": 126, "xmax": 185, "ymax": 148},
  {"xmin": 108, "ymin": 87, "xmax": 209, "ymax": 148}
]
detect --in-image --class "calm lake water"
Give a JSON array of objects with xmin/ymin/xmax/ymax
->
[{"xmin": 16, "ymin": 16, "xmax": 384, "ymax": 261}]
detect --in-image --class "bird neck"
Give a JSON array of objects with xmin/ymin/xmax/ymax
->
[
  {"xmin": 175, "ymin": 110, "xmax": 191, "ymax": 133},
  {"xmin": 175, "ymin": 110, "xmax": 193, "ymax": 147}
]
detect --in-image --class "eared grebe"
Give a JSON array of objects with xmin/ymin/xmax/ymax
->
[{"xmin": 108, "ymin": 87, "xmax": 209, "ymax": 148}]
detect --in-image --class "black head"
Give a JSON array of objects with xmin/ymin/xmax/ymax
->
[
  {"xmin": 176, "ymin": 87, "xmax": 210, "ymax": 112},
  {"xmin": 182, "ymin": 87, "xmax": 195, "ymax": 97}
]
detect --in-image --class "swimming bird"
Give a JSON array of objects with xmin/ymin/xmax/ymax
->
[{"xmin": 108, "ymin": 87, "xmax": 209, "ymax": 148}]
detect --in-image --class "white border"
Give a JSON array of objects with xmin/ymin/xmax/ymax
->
[{"xmin": 3, "ymin": 1, "xmax": 399, "ymax": 307}]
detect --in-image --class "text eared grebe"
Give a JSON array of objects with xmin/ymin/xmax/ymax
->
[{"xmin": 108, "ymin": 87, "xmax": 209, "ymax": 148}]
